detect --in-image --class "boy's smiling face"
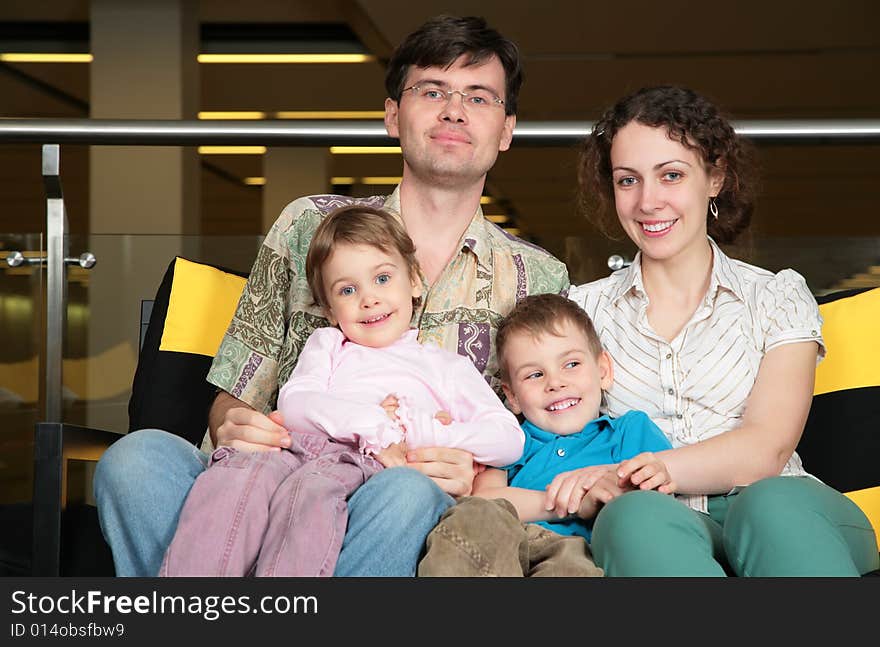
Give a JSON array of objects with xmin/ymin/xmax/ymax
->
[{"xmin": 501, "ymin": 319, "xmax": 613, "ymax": 436}]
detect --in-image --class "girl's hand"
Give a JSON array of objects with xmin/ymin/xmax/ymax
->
[
  {"xmin": 544, "ymin": 464, "xmax": 618, "ymax": 518},
  {"xmin": 380, "ymin": 394, "xmax": 400, "ymax": 422},
  {"xmin": 617, "ymin": 452, "xmax": 676, "ymax": 494},
  {"xmin": 434, "ymin": 410, "xmax": 453, "ymax": 425}
]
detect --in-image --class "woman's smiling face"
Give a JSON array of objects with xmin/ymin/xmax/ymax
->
[{"xmin": 610, "ymin": 121, "xmax": 724, "ymax": 262}]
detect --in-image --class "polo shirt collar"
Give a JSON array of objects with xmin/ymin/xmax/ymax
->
[{"xmin": 521, "ymin": 415, "xmax": 616, "ymax": 442}]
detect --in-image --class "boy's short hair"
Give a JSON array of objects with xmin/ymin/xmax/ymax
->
[
  {"xmin": 306, "ymin": 205, "xmax": 420, "ymax": 308},
  {"xmin": 496, "ymin": 293, "xmax": 603, "ymax": 382}
]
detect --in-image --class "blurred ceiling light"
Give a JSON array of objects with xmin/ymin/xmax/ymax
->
[
  {"xmin": 199, "ymin": 111, "xmax": 267, "ymax": 120},
  {"xmin": 197, "ymin": 54, "xmax": 376, "ymax": 64},
  {"xmin": 486, "ymin": 215, "xmax": 509, "ymax": 224},
  {"xmin": 480, "ymin": 196, "xmax": 495, "ymax": 205},
  {"xmin": 503, "ymin": 228, "xmax": 522, "ymax": 237},
  {"xmin": 198, "ymin": 146, "xmax": 266, "ymax": 155},
  {"xmin": 0, "ymin": 53, "xmax": 92, "ymax": 63},
  {"xmin": 199, "ymin": 111, "xmax": 384, "ymax": 120},
  {"xmin": 0, "ymin": 54, "xmax": 375, "ymax": 64},
  {"xmin": 331, "ymin": 177, "xmax": 402, "ymax": 185},
  {"xmin": 243, "ymin": 177, "xmax": 267, "ymax": 186},
  {"xmin": 330, "ymin": 146, "xmax": 401, "ymax": 154},
  {"xmin": 360, "ymin": 176, "xmax": 402, "ymax": 185},
  {"xmin": 275, "ymin": 111, "xmax": 385, "ymax": 119}
]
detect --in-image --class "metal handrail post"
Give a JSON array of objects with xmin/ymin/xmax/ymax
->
[{"xmin": 42, "ymin": 144, "xmax": 66, "ymax": 424}]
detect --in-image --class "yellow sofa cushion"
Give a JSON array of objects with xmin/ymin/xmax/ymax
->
[{"xmin": 844, "ymin": 486, "xmax": 880, "ymax": 551}]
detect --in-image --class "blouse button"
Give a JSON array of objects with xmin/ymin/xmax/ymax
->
[
  {"xmin": 668, "ymin": 388, "xmax": 674, "ymax": 395},
  {"xmin": 666, "ymin": 353, "xmax": 672, "ymax": 359},
  {"xmin": 556, "ymin": 448, "xmax": 566, "ymax": 457},
  {"xmin": 811, "ymin": 330, "xmax": 818, "ymax": 337},
  {"xmin": 676, "ymin": 413, "xmax": 683, "ymax": 419}
]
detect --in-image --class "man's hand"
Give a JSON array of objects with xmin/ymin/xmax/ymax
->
[
  {"xmin": 616, "ymin": 452, "xmax": 676, "ymax": 494},
  {"xmin": 406, "ymin": 447, "xmax": 476, "ymax": 497},
  {"xmin": 543, "ymin": 464, "xmax": 618, "ymax": 518},
  {"xmin": 210, "ymin": 390, "xmax": 288, "ymax": 452},
  {"xmin": 375, "ymin": 441, "xmax": 408, "ymax": 468},
  {"xmin": 215, "ymin": 407, "xmax": 290, "ymax": 452}
]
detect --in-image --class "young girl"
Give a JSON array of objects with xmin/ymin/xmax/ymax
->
[
  {"xmin": 568, "ymin": 85, "xmax": 878, "ymax": 576},
  {"xmin": 160, "ymin": 206, "xmax": 524, "ymax": 576}
]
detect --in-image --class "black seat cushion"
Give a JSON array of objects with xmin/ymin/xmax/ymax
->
[{"xmin": 128, "ymin": 257, "xmax": 248, "ymax": 446}]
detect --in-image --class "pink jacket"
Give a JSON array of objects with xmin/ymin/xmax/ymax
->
[{"xmin": 277, "ymin": 327, "xmax": 524, "ymax": 467}]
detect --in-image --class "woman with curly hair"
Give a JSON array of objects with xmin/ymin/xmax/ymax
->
[{"xmin": 564, "ymin": 85, "xmax": 878, "ymax": 576}]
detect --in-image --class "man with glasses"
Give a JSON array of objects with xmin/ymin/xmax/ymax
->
[{"xmin": 95, "ymin": 14, "xmax": 569, "ymax": 577}]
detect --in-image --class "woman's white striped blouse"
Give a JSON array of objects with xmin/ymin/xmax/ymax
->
[{"xmin": 568, "ymin": 239, "xmax": 825, "ymax": 513}]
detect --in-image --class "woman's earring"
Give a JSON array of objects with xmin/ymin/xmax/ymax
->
[{"xmin": 709, "ymin": 197, "xmax": 719, "ymax": 219}]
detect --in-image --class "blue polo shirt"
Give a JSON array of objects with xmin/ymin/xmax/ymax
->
[{"xmin": 504, "ymin": 410, "xmax": 672, "ymax": 541}]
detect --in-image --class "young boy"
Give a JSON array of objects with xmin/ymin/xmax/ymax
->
[{"xmin": 418, "ymin": 293, "xmax": 673, "ymax": 577}]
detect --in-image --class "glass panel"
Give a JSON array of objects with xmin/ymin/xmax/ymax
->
[
  {"xmin": 1, "ymin": 231, "xmax": 262, "ymax": 575},
  {"xmin": 62, "ymin": 234, "xmax": 263, "ymax": 436},
  {"xmin": 0, "ymin": 231, "xmax": 43, "ymax": 574}
]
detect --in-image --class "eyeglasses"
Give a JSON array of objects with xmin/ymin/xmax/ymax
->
[{"xmin": 402, "ymin": 83, "xmax": 505, "ymax": 109}]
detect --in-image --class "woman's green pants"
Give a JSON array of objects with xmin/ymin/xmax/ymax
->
[{"xmin": 591, "ymin": 476, "xmax": 878, "ymax": 576}]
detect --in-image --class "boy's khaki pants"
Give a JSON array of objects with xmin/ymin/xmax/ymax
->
[{"xmin": 417, "ymin": 496, "xmax": 603, "ymax": 577}]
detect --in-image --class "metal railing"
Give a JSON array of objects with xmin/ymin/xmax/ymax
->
[{"xmin": 1, "ymin": 118, "xmax": 880, "ymax": 146}]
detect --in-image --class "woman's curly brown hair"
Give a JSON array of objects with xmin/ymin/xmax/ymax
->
[{"xmin": 577, "ymin": 86, "xmax": 758, "ymax": 244}]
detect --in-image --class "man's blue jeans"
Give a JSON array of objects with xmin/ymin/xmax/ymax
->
[{"xmin": 93, "ymin": 429, "xmax": 455, "ymax": 576}]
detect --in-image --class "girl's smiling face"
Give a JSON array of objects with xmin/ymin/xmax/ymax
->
[{"xmin": 322, "ymin": 242, "xmax": 422, "ymax": 347}]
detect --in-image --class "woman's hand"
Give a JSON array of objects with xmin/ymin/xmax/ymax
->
[{"xmin": 616, "ymin": 452, "xmax": 676, "ymax": 494}]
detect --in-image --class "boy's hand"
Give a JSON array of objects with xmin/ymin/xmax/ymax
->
[
  {"xmin": 575, "ymin": 471, "xmax": 634, "ymax": 520},
  {"xmin": 544, "ymin": 464, "xmax": 618, "ymax": 518},
  {"xmin": 587, "ymin": 470, "xmax": 633, "ymax": 507},
  {"xmin": 616, "ymin": 452, "xmax": 676, "ymax": 494},
  {"xmin": 375, "ymin": 441, "xmax": 408, "ymax": 468}
]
